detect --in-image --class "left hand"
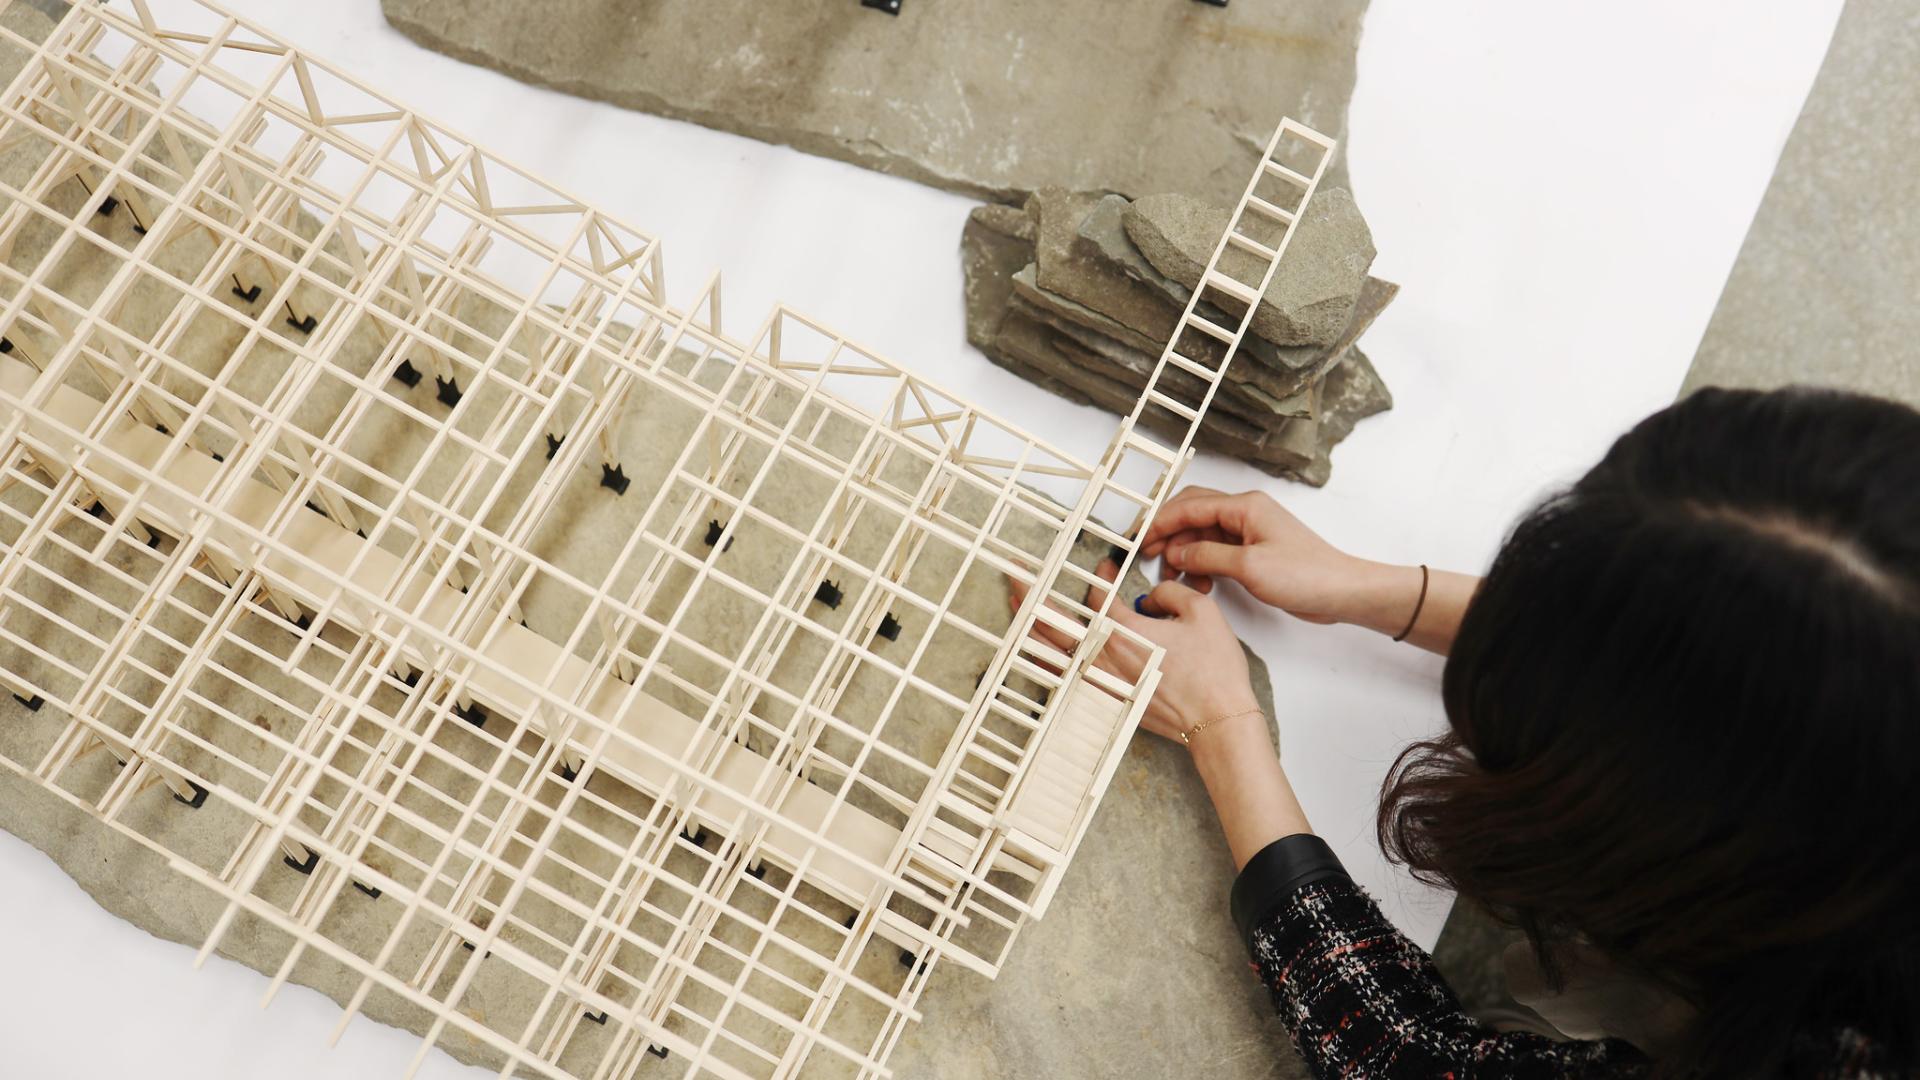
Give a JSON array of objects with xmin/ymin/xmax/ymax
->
[{"xmin": 1007, "ymin": 558, "xmax": 1263, "ymax": 744}]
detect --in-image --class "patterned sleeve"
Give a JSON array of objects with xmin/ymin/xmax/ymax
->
[{"xmin": 1251, "ymin": 880, "xmax": 1647, "ymax": 1078}]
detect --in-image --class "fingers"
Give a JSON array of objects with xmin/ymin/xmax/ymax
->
[
  {"xmin": 1140, "ymin": 492, "xmax": 1260, "ymax": 556},
  {"xmin": 1164, "ymin": 539, "xmax": 1246, "ymax": 582},
  {"xmin": 1135, "ymin": 578, "xmax": 1204, "ymax": 619}
]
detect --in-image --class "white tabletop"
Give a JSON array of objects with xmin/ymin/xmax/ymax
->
[{"xmin": 0, "ymin": 1, "xmax": 1844, "ymax": 1075}]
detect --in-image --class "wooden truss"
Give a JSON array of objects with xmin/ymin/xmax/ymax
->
[{"xmin": 0, "ymin": 1, "xmax": 1334, "ymax": 1076}]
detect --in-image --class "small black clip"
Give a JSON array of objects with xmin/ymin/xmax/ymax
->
[
  {"xmin": 435, "ymin": 375, "xmax": 462, "ymax": 406},
  {"xmin": 599, "ymin": 463, "xmax": 630, "ymax": 495},
  {"xmin": 293, "ymin": 613, "xmax": 313, "ymax": 631},
  {"xmin": 231, "ymin": 283, "xmax": 262, "ymax": 303},
  {"xmin": 584, "ymin": 1010, "xmax": 608, "ymax": 1025},
  {"xmin": 97, "ymin": 195, "xmax": 119, "ymax": 216},
  {"xmin": 545, "ymin": 433, "xmax": 564, "ymax": 460},
  {"xmin": 12, "ymin": 693, "xmax": 44, "ymax": 711},
  {"xmin": 703, "ymin": 519, "xmax": 725, "ymax": 546},
  {"xmin": 286, "ymin": 312, "xmax": 318, "ymax": 333},
  {"xmin": 681, "ymin": 826, "xmax": 708, "ymax": 847},
  {"xmin": 860, "ymin": 0, "xmax": 901, "ymax": 12},
  {"xmin": 558, "ymin": 762, "xmax": 578, "ymax": 782},
  {"xmin": 877, "ymin": 612, "xmax": 902, "ymax": 641},
  {"xmin": 284, "ymin": 847, "xmax": 320, "ymax": 875},
  {"xmin": 401, "ymin": 669, "xmax": 421, "ymax": 688},
  {"xmin": 647, "ymin": 1045, "xmax": 669, "ymax": 1060},
  {"xmin": 746, "ymin": 862, "xmax": 766, "ymax": 880},
  {"xmin": 1194, "ymin": 0, "xmax": 1227, "ymax": 6},
  {"xmin": 454, "ymin": 701, "xmax": 488, "ymax": 728},
  {"xmin": 352, "ymin": 881, "xmax": 382, "ymax": 899},
  {"xmin": 173, "ymin": 781, "xmax": 208, "ymax": 809},
  {"xmin": 86, "ymin": 501, "xmax": 107, "ymax": 519},
  {"xmin": 814, "ymin": 580, "xmax": 843, "ymax": 609},
  {"xmin": 392, "ymin": 359, "xmax": 422, "ymax": 387}
]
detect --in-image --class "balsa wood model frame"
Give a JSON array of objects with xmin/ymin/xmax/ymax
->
[{"xmin": 0, "ymin": 1, "xmax": 1334, "ymax": 1076}]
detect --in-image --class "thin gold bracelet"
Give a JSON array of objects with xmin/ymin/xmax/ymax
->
[{"xmin": 1181, "ymin": 708, "xmax": 1262, "ymax": 746}]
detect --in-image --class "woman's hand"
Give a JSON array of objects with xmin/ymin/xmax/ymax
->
[
  {"xmin": 1138, "ymin": 486, "xmax": 1473, "ymax": 652},
  {"xmin": 1007, "ymin": 558, "xmax": 1261, "ymax": 744},
  {"xmin": 1139, "ymin": 487, "xmax": 1382, "ymax": 622},
  {"xmin": 1008, "ymin": 558, "xmax": 1308, "ymax": 868}
]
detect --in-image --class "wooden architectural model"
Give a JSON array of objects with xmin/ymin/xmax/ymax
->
[{"xmin": 0, "ymin": 1, "xmax": 1333, "ymax": 1075}]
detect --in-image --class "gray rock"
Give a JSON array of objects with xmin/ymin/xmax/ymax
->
[
  {"xmin": 1126, "ymin": 187, "xmax": 1375, "ymax": 346},
  {"xmin": 1032, "ymin": 187, "xmax": 1184, "ymax": 346},
  {"xmin": 961, "ymin": 202, "xmax": 1038, "ymax": 350},
  {"xmin": 381, "ymin": 0, "xmax": 1369, "ymax": 208}
]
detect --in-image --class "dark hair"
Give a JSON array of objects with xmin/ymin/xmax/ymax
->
[{"xmin": 1379, "ymin": 387, "xmax": 1920, "ymax": 1075}]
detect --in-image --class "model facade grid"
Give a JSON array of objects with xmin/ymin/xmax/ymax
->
[{"xmin": 0, "ymin": 1, "xmax": 1334, "ymax": 1076}]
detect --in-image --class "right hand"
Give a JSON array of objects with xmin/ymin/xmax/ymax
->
[{"xmin": 1138, "ymin": 487, "xmax": 1380, "ymax": 625}]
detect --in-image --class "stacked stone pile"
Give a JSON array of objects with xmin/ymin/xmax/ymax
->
[{"xmin": 962, "ymin": 186, "xmax": 1395, "ymax": 485}]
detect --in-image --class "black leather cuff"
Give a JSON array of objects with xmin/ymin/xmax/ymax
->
[{"xmin": 1230, "ymin": 833, "xmax": 1350, "ymax": 948}]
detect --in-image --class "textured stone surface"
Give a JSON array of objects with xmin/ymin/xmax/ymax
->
[
  {"xmin": 1680, "ymin": 0, "xmax": 1920, "ymax": 408},
  {"xmin": 380, "ymin": 0, "xmax": 1369, "ymax": 206},
  {"xmin": 961, "ymin": 185, "xmax": 1392, "ymax": 484},
  {"xmin": 1126, "ymin": 187, "xmax": 1375, "ymax": 346}
]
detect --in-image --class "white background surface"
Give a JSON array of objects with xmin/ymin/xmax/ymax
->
[{"xmin": 0, "ymin": 1, "xmax": 1845, "ymax": 1076}]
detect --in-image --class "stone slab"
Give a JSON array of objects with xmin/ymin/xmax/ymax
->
[
  {"xmin": 1126, "ymin": 187, "xmax": 1375, "ymax": 346},
  {"xmin": 380, "ymin": 0, "xmax": 1369, "ymax": 206},
  {"xmin": 1679, "ymin": 0, "xmax": 1920, "ymax": 409}
]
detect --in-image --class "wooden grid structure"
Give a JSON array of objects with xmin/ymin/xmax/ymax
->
[{"xmin": 0, "ymin": 1, "xmax": 1335, "ymax": 1076}]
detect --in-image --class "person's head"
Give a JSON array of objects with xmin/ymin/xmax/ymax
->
[{"xmin": 1380, "ymin": 386, "xmax": 1920, "ymax": 1074}]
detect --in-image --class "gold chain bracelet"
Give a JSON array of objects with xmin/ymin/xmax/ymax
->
[{"xmin": 1181, "ymin": 708, "xmax": 1262, "ymax": 746}]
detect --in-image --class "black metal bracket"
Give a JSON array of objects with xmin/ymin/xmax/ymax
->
[
  {"xmin": 284, "ymin": 847, "xmax": 319, "ymax": 875},
  {"xmin": 285, "ymin": 312, "xmax": 318, "ymax": 333},
  {"xmin": 558, "ymin": 762, "xmax": 578, "ymax": 782},
  {"xmin": 172, "ymin": 781, "xmax": 208, "ymax": 809},
  {"xmin": 545, "ymin": 433, "xmax": 564, "ymax": 461},
  {"xmin": 746, "ymin": 861, "xmax": 766, "ymax": 880},
  {"xmin": 353, "ymin": 881, "xmax": 382, "ymax": 899},
  {"xmin": 860, "ymin": 0, "xmax": 901, "ymax": 13},
  {"xmin": 392, "ymin": 358, "xmax": 422, "ymax": 387},
  {"xmin": 231, "ymin": 283, "xmax": 262, "ymax": 303},
  {"xmin": 435, "ymin": 375, "xmax": 462, "ymax": 407},
  {"xmin": 681, "ymin": 826, "xmax": 708, "ymax": 847},
  {"xmin": 584, "ymin": 1010, "xmax": 608, "ymax": 1025},
  {"xmin": 599, "ymin": 463, "xmax": 630, "ymax": 495},
  {"xmin": 98, "ymin": 195, "xmax": 119, "ymax": 216},
  {"xmin": 647, "ymin": 1045, "xmax": 669, "ymax": 1060},
  {"xmin": 814, "ymin": 580, "xmax": 843, "ymax": 609},
  {"xmin": 12, "ymin": 693, "xmax": 44, "ymax": 711},
  {"xmin": 454, "ymin": 701, "xmax": 488, "ymax": 728},
  {"xmin": 877, "ymin": 612, "xmax": 902, "ymax": 641}
]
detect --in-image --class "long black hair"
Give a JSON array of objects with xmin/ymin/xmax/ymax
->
[{"xmin": 1380, "ymin": 387, "xmax": 1920, "ymax": 1075}]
